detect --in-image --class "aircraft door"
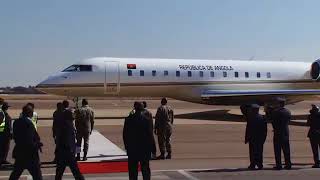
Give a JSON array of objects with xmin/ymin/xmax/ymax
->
[{"xmin": 104, "ymin": 61, "xmax": 120, "ymax": 94}]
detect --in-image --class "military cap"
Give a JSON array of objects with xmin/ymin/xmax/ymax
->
[{"xmin": 161, "ymin": 97, "xmax": 168, "ymax": 104}]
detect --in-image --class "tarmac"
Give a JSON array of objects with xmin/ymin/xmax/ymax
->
[{"xmin": 0, "ymin": 96, "xmax": 320, "ymax": 179}]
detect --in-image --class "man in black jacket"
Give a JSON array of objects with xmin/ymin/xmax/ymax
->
[
  {"xmin": 55, "ymin": 100, "xmax": 84, "ymax": 180},
  {"xmin": 245, "ymin": 104, "xmax": 268, "ymax": 170},
  {"xmin": 307, "ymin": 104, "xmax": 320, "ymax": 168},
  {"xmin": 9, "ymin": 105, "xmax": 43, "ymax": 180},
  {"xmin": 272, "ymin": 97, "xmax": 292, "ymax": 170},
  {"xmin": 52, "ymin": 102, "xmax": 64, "ymax": 163},
  {"xmin": 142, "ymin": 101, "xmax": 157, "ymax": 160},
  {"xmin": 123, "ymin": 102, "xmax": 156, "ymax": 180}
]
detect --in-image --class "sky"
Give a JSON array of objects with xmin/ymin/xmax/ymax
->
[{"xmin": 1, "ymin": 0, "xmax": 320, "ymax": 87}]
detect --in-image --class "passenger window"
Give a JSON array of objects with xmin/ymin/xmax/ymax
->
[
  {"xmin": 188, "ymin": 71, "xmax": 192, "ymax": 77},
  {"xmin": 199, "ymin": 71, "xmax": 204, "ymax": 77},
  {"xmin": 152, "ymin": 70, "xmax": 156, "ymax": 77},
  {"xmin": 235, "ymin": 72, "xmax": 239, "ymax": 78},
  {"xmin": 267, "ymin": 72, "xmax": 271, "ymax": 78},
  {"xmin": 140, "ymin": 70, "xmax": 144, "ymax": 76},
  {"xmin": 128, "ymin": 70, "xmax": 132, "ymax": 76},
  {"xmin": 223, "ymin": 72, "xmax": 227, "ymax": 77},
  {"xmin": 245, "ymin": 72, "xmax": 249, "ymax": 78},
  {"xmin": 176, "ymin": 71, "xmax": 180, "ymax": 77},
  {"xmin": 210, "ymin": 71, "xmax": 214, "ymax": 77},
  {"xmin": 164, "ymin": 71, "xmax": 169, "ymax": 76},
  {"xmin": 257, "ymin": 72, "xmax": 261, "ymax": 78}
]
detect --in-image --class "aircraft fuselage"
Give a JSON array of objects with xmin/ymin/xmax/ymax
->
[{"xmin": 36, "ymin": 57, "xmax": 320, "ymax": 105}]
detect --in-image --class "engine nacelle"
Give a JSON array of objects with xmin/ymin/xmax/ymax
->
[{"xmin": 311, "ymin": 59, "xmax": 320, "ymax": 80}]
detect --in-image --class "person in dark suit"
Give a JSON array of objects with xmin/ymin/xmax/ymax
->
[
  {"xmin": 307, "ymin": 104, "xmax": 320, "ymax": 168},
  {"xmin": 55, "ymin": 100, "xmax": 84, "ymax": 180},
  {"xmin": 52, "ymin": 102, "xmax": 64, "ymax": 163},
  {"xmin": 123, "ymin": 102, "xmax": 156, "ymax": 180},
  {"xmin": 245, "ymin": 104, "xmax": 268, "ymax": 170},
  {"xmin": 242, "ymin": 104, "xmax": 252, "ymax": 144},
  {"xmin": 9, "ymin": 105, "xmax": 43, "ymax": 180},
  {"xmin": 142, "ymin": 101, "xmax": 157, "ymax": 160},
  {"xmin": 271, "ymin": 97, "xmax": 292, "ymax": 170},
  {"xmin": 242, "ymin": 104, "xmax": 252, "ymax": 166},
  {"xmin": 0, "ymin": 102, "xmax": 12, "ymax": 167}
]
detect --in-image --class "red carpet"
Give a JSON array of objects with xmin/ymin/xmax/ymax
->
[{"xmin": 78, "ymin": 161, "xmax": 140, "ymax": 174}]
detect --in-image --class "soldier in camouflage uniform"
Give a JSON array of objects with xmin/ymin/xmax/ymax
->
[
  {"xmin": 75, "ymin": 99, "xmax": 95, "ymax": 161},
  {"xmin": 155, "ymin": 98, "xmax": 174, "ymax": 160}
]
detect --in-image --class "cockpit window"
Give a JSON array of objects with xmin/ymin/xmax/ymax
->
[{"xmin": 63, "ymin": 65, "xmax": 92, "ymax": 72}]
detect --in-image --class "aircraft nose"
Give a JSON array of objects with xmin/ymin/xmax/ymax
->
[
  {"xmin": 36, "ymin": 73, "xmax": 68, "ymax": 90},
  {"xmin": 36, "ymin": 77, "xmax": 55, "ymax": 91}
]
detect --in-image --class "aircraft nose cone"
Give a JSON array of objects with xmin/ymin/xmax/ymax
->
[
  {"xmin": 36, "ymin": 74, "xmax": 63, "ymax": 90},
  {"xmin": 35, "ymin": 80, "xmax": 47, "ymax": 89},
  {"xmin": 35, "ymin": 79, "xmax": 52, "ymax": 93}
]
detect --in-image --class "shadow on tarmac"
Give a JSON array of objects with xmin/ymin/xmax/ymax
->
[
  {"xmin": 266, "ymin": 163, "xmax": 314, "ymax": 166},
  {"xmin": 190, "ymin": 167, "xmax": 305, "ymax": 173},
  {"xmin": 175, "ymin": 110, "xmax": 242, "ymax": 122},
  {"xmin": 175, "ymin": 109, "xmax": 309, "ymax": 126},
  {"xmin": 0, "ymin": 162, "xmax": 57, "ymax": 171}
]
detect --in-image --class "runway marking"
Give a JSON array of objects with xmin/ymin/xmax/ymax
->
[{"xmin": 178, "ymin": 170, "xmax": 200, "ymax": 180}]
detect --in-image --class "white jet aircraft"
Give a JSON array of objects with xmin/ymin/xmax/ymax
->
[{"xmin": 36, "ymin": 57, "xmax": 320, "ymax": 108}]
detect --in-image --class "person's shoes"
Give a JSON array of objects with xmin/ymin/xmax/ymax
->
[
  {"xmin": 257, "ymin": 164, "xmax": 263, "ymax": 170},
  {"xmin": 76, "ymin": 154, "xmax": 81, "ymax": 161},
  {"xmin": 248, "ymin": 165, "xmax": 255, "ymax": 170},
  {"xmin": 284, "ymin": 165, "xmax": 292, "ymax": 170},
  {"xmin": 166, "ymin": 154, "xmax": 172, "ymax": 159},
  {"xmin": 151, "ymin": 153, "xmax": 157, "ymax": 160},
  {"xmin": 273, "ymin": 166, "xmax": 282, "ymax": 170},
  {"xmin": 1, "ymin": 161, "xmax": 10, "ymax": 165},
  {"xmin": 82, "ymin": 157, "xmax": 87, "ymax": 161},
  {"xmin": 157, "ymin": 155, "xmax": 165, "ymax": 160}
]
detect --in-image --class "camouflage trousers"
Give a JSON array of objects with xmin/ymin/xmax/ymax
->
[
  {"xmin": 157, "ymin": 128, "xmax": 172, "ymax": 155},
  {"xmin": 76, "ymin": 131, "xmax": 90, "ymax": 154}
]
